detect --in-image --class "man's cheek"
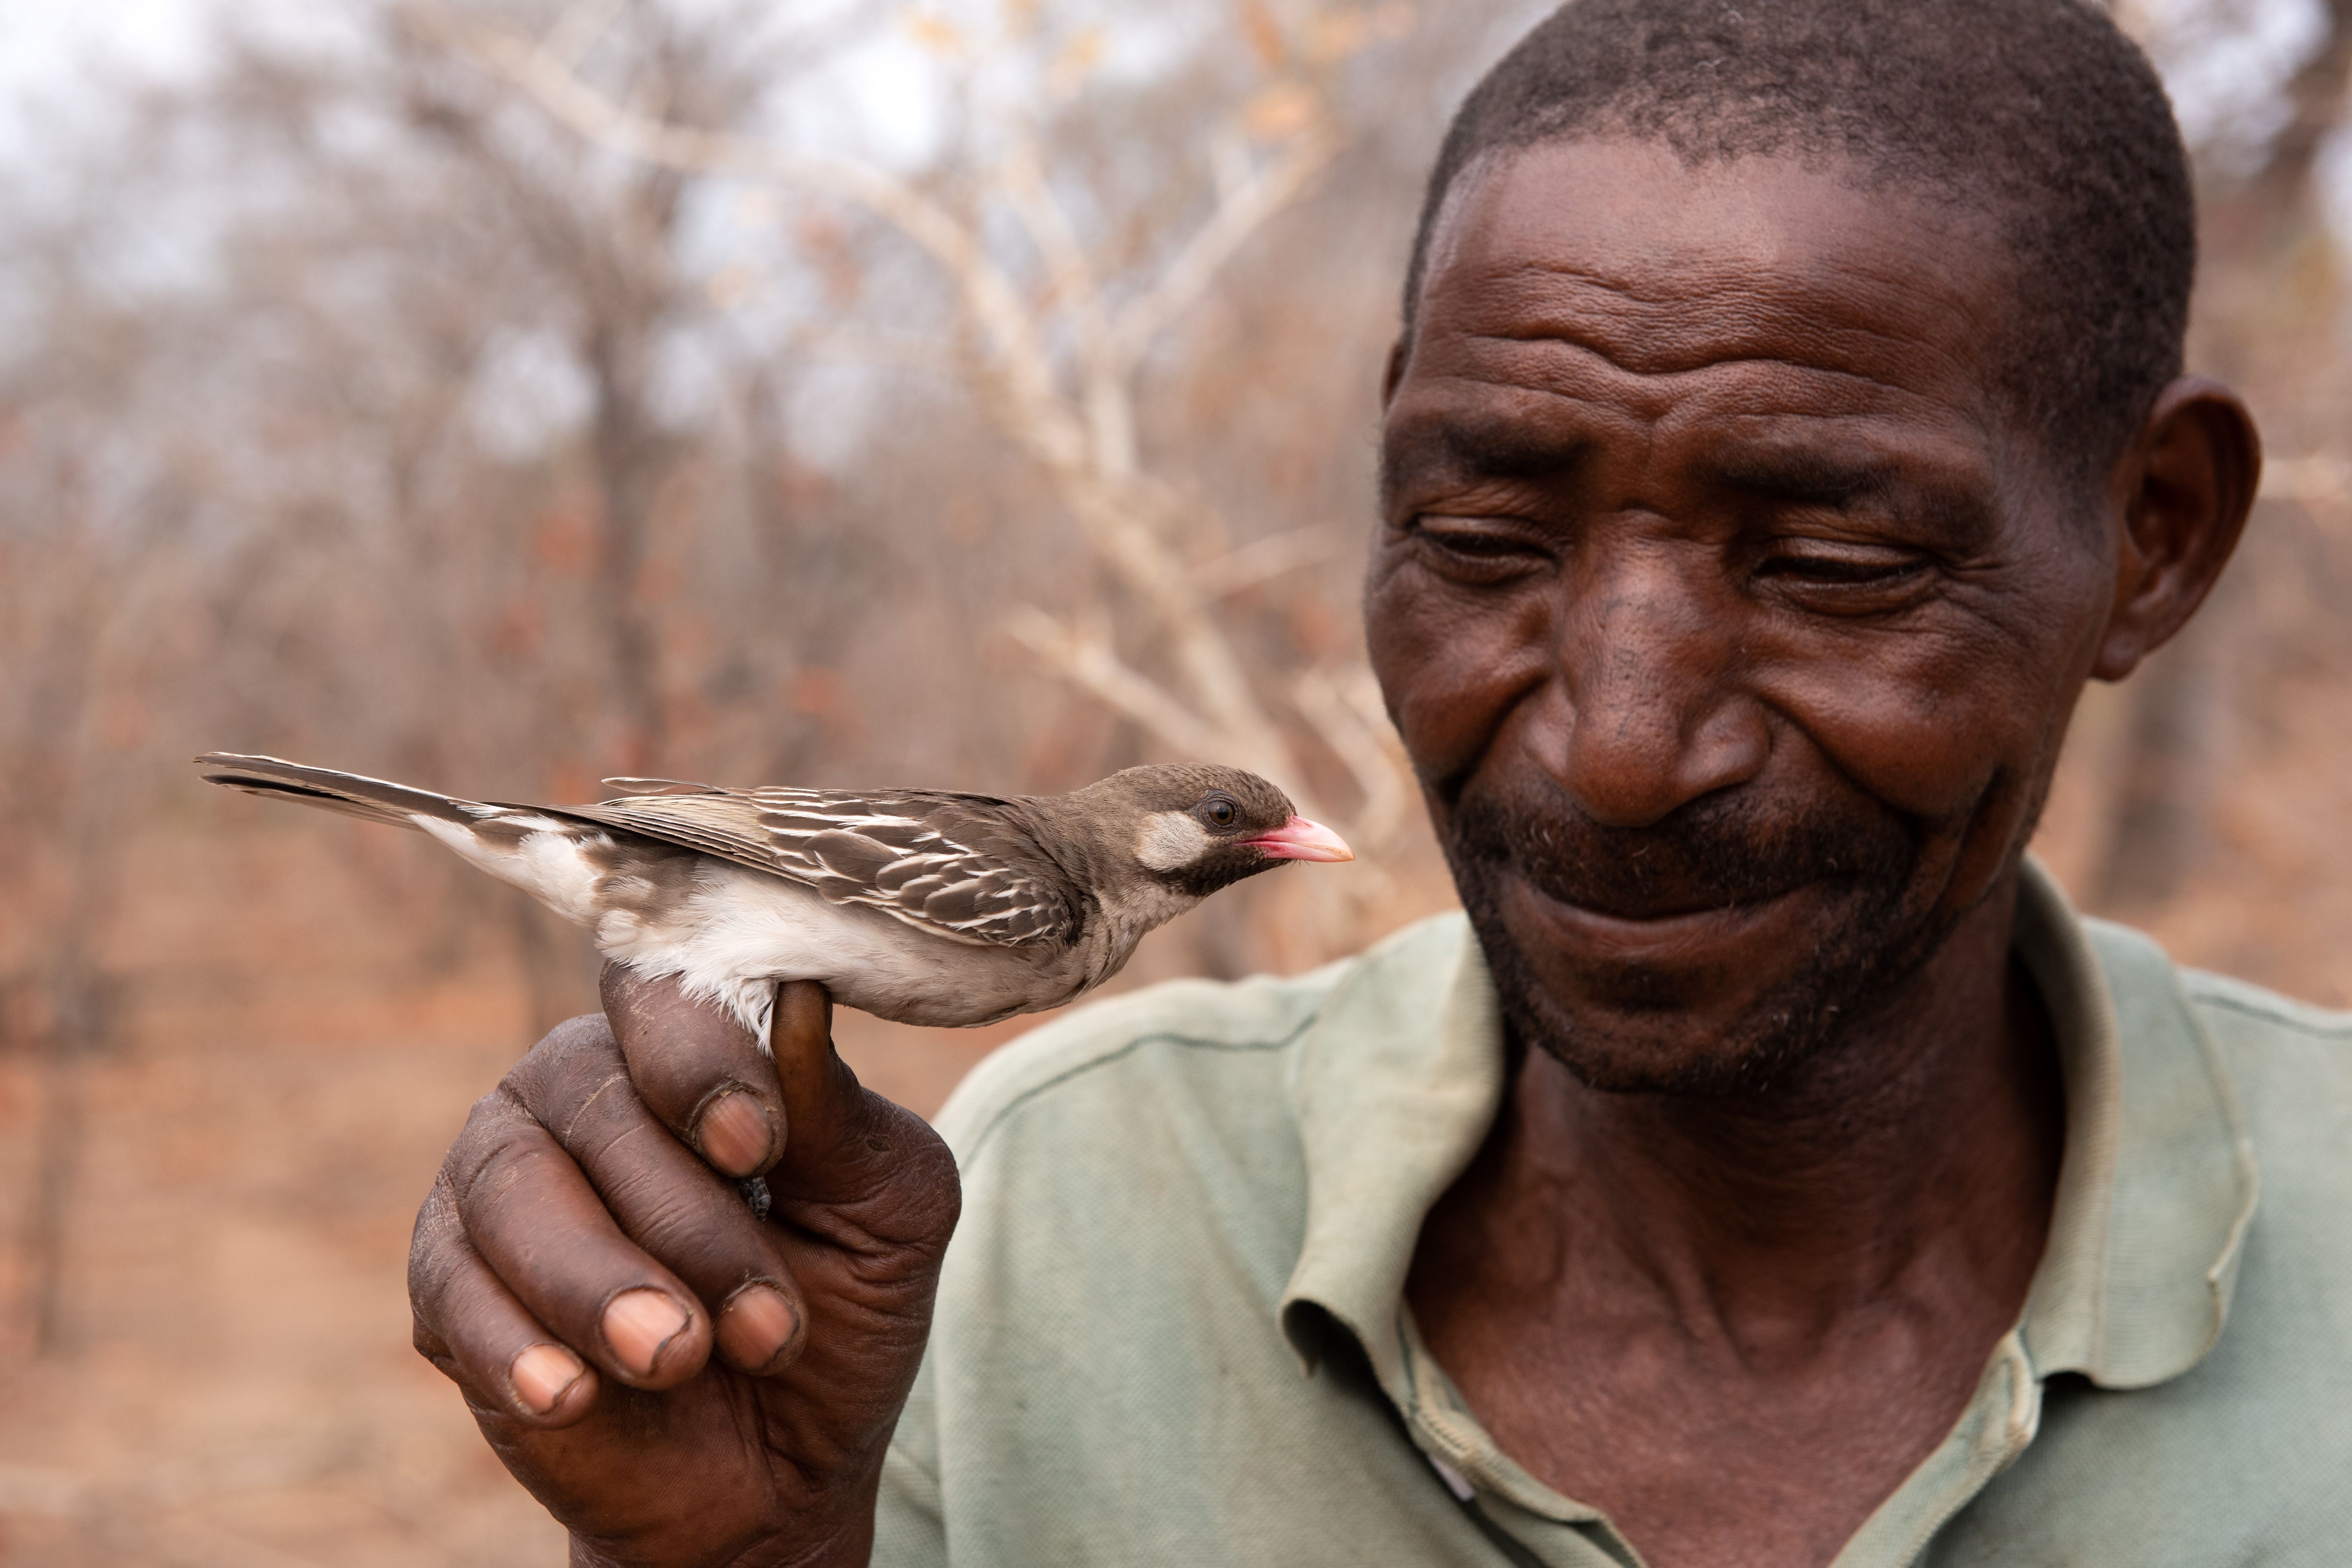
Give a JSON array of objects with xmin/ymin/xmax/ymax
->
[
  {"xmin": 1367, "ymin": 573, "xmax": 1554, "ymax": 788},
  {"xmin": 1758, "ymin": 631, "xmax": 2047, "ymax": 826}
]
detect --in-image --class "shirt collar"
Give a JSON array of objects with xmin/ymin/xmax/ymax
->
[
  {"xmin": 2012, "ymin": 860, "xmax": 2259, "ymax": 1386},
  {"xmin": 1278, "ymin": 912, "xmax": 1502, "ymax": 1391},
  {"xmin": 1277, "ymin": 857, "xmax": 2259, "ymax": 1396}
]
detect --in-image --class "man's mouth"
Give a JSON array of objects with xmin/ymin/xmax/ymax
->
[
  {"xmin": 1529, "ymin": 885, "xmax": 1782, "ymax": 922},
  {"xmin": 1507, "ymin": 874, "xmax": 1823, "ymax": 965},
  {"xmin": 1507, "ymin": 856, "xmax": 1816, "ymax": 924}
]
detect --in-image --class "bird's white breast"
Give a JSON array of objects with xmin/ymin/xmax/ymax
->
[
  {"xmin": 599, "ymin": 860, "xmax": 1081, "ymax": 1045},
  {"xmin": 414, "ymin": 810, "xmax": 1095, "ymax": 1048}
]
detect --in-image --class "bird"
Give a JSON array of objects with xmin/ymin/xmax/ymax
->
[{"xmin": 194, "ymin": 753, "xmax": 1354, "ymax": 1050}]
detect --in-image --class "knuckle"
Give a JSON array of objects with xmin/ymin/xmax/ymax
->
[
  {"xmin": 406, "ymin": 1202, "xmax": 472, "ymax": 1320},
  {"xmin": 415, "ymin": 1341, "xmax": 464, "ymax": 1388},
  {"xmin": 555, "ymin": 1067, "xmax": 642, "ymax": 1151},
  {"xmin": 507, "ymin": 1012, "xmax": 622, "ymax": 1104},
  {"xmin": 861, "ymin": 1120, "xmax": 963, "ymax": 1251},
  {"xmin": 604, "ymin": 1171, "xmax": 753, "ymax": 1268},
  {"xmin": 878, "ymin": 1107, "xmax": 962, "ymax": 1200},
  {"xmin": 571, "ymin": 1108, "xmax": 682, "ymax": 1188},
  {"xmin": 448, "ymin": 1117, "xmax": 570, "ymax": 1222},
  {"xmin": 411, "ymin": 1314, "xmax": 454, "ymax": 1366},
  {"xmin": 451, "ymin": 1082, "xmax": 534, "ymax": 1163},
  {"xmin": 538, "ymin": 1009, "xmax": 620, "ymax": 1062},
  {"xmin": 409, "ymin": 1179, "xmax": 458, "ymax": 1257}
]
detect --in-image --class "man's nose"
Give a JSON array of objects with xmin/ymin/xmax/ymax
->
[{"xmin": 1545, "ymin": 554, "xmax": 1769, "ymax": 829}]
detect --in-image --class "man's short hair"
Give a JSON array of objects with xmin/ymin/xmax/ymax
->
[{"xmin": 1404, "ymin": 0, "xmax": 2194, "ymax": 477}]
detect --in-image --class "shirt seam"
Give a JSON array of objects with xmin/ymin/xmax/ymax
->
[
  {"xmin": 958, "ymin": 1014, "xmax": 1322, "ymax": 1161},
  {"xmin": 2185, "ymin": 989, "xmax": 2352, "ymax": 1039}
]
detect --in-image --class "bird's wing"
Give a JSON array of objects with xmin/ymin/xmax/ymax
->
[{"xmin": 562, "ymin": 787, "xmax": 1079, "ymax": 950}]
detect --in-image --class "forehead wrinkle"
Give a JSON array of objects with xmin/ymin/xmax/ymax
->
[
  {"xmin": 1444, "ymin": 331, "xmax": 1951, "ymax": 424},
  {"xmin": 1436, "ymin": 143, "xmax": 2002, "ymax": 314},
  {"xmin": 1425, "ymin": 237, "xmax": 1995, "ymax": 409},
  {"xmin": 1459, "ymin": 297, "xmax": 1972, "ymax": 396},
  {"xmin": 1393, "ymin": 255, "xmax": 2006, "ymax": 502}
]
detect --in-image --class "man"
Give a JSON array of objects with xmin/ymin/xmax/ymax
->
[{"xmin": 403, "ymin": 1, "xmax": 2352, "ymax": 1563}]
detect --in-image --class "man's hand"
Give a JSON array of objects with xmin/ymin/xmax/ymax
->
[{"xmin": 408, "ymin": 968, "xmax": 960, "ymax": 1568}]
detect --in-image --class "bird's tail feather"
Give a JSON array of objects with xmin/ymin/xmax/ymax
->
[{"xmin": 195, "ymin": 753, "xmax": 498, "ymax": 831}]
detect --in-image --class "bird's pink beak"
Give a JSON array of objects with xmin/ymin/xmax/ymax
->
[{"xmin": 1246, "ymin": 815, "xmax": 1355, "ymax": 863}]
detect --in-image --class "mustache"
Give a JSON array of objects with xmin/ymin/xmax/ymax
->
[{"xmin": 1443, "ymin": 784, "xmax": 1915, "ymax": 918}]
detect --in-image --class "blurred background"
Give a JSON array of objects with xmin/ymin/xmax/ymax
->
[{"xmin": 0, "ymin": 0, "xmax": 2343, "ymax": 1560}]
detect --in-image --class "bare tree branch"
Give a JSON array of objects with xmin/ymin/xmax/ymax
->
[
  {"xmin": 1293, "ymin": 664, "xmax": 1411, "ymax": 845},
  {"xmin": 409, "ymin": 1, "xmax": 1090, "ymax": 475},
  {"xmin": 1190, "ymin": 525, "xmax": 1342, "ymax": 597},
  {"xmin": 414, "ymin": 0, "xmax": 1413, "ymax": 839},
  {"xmin": 538, "ymin": 0, "xmax": 626, "ymax": 70},
  {"xmin": 1105, "ymin": 124, "xmax": 1341, "ymax": 375},
  {"xmin": 1005, "ymin": 606, "xmax": 1230, "ymax": 762}
]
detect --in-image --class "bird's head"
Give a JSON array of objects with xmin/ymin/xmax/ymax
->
[{"xmin": 1073, "ymin": 763, "xmax": 1353, "ymax": 901}]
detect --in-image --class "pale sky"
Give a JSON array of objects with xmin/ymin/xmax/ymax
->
[
  {"xmin": 0, "ymin": 0, "xmax": 209, "ymax": 160},
  {"xmin": 4, "ymin": 2, "xmax": 2346, "ymax": 241}
]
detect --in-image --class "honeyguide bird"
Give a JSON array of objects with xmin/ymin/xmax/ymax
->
[{"xmin": 195, "ymin": 753, "xmax": 1354, "ymax": 1050}]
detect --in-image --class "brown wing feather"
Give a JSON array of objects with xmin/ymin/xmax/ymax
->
[{"xmin": 560, "ymin": 787, "xmax": 1080, "ymax": 950}]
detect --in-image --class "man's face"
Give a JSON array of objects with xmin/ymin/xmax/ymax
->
[{"xmin": 1369, "ymin": 140, "xmax": 2117, "ymax": 1095}]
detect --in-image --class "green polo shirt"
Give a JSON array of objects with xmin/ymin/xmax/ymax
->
[{"xmin": 874, "ymin": 860, "xmax": 2352, "ymax": 1565}]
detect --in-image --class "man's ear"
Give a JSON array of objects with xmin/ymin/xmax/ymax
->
[{"xmin": 2092, "ymin": 376, "xmax": 2261, "ymax": 681}]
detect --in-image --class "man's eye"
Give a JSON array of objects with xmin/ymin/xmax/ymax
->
[
  {"xmin": 1410, "ymin": 516, "xmax": 1549, "ymax": 573},
  {"xmin": 1759, "ymin": 545, "xmax": 1927, "ymax": 586}
]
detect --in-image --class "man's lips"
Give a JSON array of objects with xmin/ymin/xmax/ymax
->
[{"xmin": 1507, "ymin": 875, "xmax": 1822, "ymax": 964}]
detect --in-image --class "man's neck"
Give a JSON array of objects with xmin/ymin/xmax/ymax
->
[
  {"xmin": 1427, "ymin": 880, "xmax": 2066, "ymax": 1347},
  {"xmin": 1404, "ymin": 874, "xmax": 2068, "ymax": 1563}
]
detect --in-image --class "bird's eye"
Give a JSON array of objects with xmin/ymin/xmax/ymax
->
[{"xmin": 1201, "ymin": 796, "xmax": 1239, "ymax": 829}]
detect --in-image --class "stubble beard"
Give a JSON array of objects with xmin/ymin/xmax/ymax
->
[{"xmin": 1441, "ymin": 785, "xmax": 1954, "ymax": 1098}]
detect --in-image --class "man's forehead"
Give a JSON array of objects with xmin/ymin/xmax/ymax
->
[{"xmin": 1409, "ymin": 138, "xmax": 2010, "ymax": 398}]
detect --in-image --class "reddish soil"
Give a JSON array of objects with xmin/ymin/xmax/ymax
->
[{"xmin": 0, "ymin": 826, "xmax": 1027, "ymax": 1567}]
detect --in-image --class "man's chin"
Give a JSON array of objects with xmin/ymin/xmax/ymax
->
[
  {"xmin": 1495, "ymin": 987, "xmax": 1831, "ymax": 1096},
  {"xmin": 1471, "ymin": 872, "xmax": 1921, "ymax": 1097}
]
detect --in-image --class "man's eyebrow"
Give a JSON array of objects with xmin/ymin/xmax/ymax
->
[
  {"xmin": 1381, "ymin": 418, "xmax": 1590, "ymax": 493},
  {"xmin": 1699, "ymin": 449, "xmax": 1906, "ymax": 504},
  {"xmin": 1700, "ymin": 448, "xmax": 1996, "ymax": 538}
]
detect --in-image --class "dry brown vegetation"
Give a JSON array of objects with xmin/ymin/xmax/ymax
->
[{"xmin": 0, "ymin": 0, "xmax": 2345, "ymax": 1561}]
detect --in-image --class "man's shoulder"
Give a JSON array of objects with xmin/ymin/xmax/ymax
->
[
  {"xmin": 2080, "ymin": 913, "xmax": 2352, "ymax": 1071},
  {"xmin": 2168, "ymin": 958, "xmax": 2352, "ymax": 1200},
  {"xmin": 929, "ymin": 966, "xmax": 1332, "ymax": 1164},
  {"xmin": 932, "ymin": 912, "xmax": 1469, "ymax": 1165},
  {"xmin": 2175, "ymin": 964, "xmax": 2352, "ymax": 1054},
  {"xmin": 1977, "ymin": 932, "xmax": 2352, "ymax": 1557}
]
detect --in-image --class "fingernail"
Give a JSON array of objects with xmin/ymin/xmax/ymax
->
[
  {"xmin": 602, "ymin": 1289, "xmax": 690, "ymax": 1378},
  {"xmin": 717, "ymin": 1283, "xmax": 801, "ymax": 1374},
  {"xmin": 696, "ymin": 1089, "xmax": 776, "ymax": 1178},
  {"xmin": 509, "ymin": 1342, "xmax": 585, "ymax": 1415}
]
